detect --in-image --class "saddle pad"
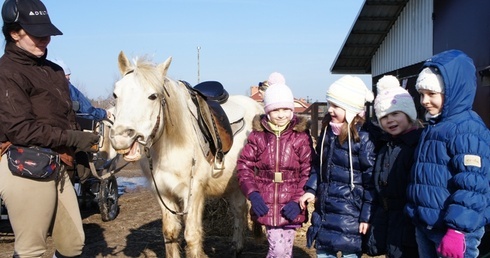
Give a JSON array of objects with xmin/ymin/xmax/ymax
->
[{"xmin": 221, "ymin": 97, "xmax": 245, "ymax": 124}]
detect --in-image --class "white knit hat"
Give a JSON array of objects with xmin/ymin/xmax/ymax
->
[
  {"xmin": 416, "ymin": 67, "xmax": 444, "ymax": 93},
  {"xmin": 263, "ymin": 83, "xmax": 294, "ymax": 113},
  {"xmin": 326, "ymin": 75, "xmax": 374, "ymax": 123},
  {"xmin": 374, "ymin": 75, "xmax": 417, "ymax": 126},
  {"xmin": 324, "ymin": 75, "xmax": 373, "ymax": 191},
  {"xmin": 51, "ymin": 59, "xmax": 71, "ymax": 76}
]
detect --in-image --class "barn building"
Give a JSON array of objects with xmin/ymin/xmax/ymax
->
[
  {"xmin": 330, "ymin": 0, "xmax": 490, "ymax": 255},
  {"xmin": 331, "ymin": 0, "xmax": 490, "ymax": 128}
]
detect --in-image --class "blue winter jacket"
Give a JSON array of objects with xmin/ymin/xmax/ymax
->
[
  {"xmin": 69, "ymin": 83, "xmax": 106, "ymax": 121},
  {"xmin": 405, "ymin": 49, "xmax": 490, "ymax": 233},
  {"xmin": 304, "ymin": 124, "xmax": 376, "ymax": 253}
]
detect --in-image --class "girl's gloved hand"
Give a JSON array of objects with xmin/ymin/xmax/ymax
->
[
  {"xmin": 249, "ymin": 192, "xmax": 269, "ymax": 217},
  {"xmin": 437, "ymin": 228, "xmax": 465, "ymax": 258},
  {"xmin": 281, "ymin": 201, "xmax": 301, "ymax": 221}
]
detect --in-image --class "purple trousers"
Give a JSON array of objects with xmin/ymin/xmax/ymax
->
[{"xmin": 265, "ymin": 226, "xmax": 297, "ymax": 258}]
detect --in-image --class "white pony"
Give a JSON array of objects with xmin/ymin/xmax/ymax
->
[{"xmin": 109, "ymin": 51, "xmax": 264, "ymax": 258}]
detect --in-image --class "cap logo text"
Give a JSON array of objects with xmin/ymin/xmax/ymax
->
[{"xmin": 28, "ymin": 10, "xmax": 48, "ymax": 16}]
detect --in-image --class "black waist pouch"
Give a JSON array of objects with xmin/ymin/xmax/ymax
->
[{"xmin": 7, "ymin": 145, "xmax": 60, "ymax": 179}]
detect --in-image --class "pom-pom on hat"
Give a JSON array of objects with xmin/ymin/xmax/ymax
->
[
  {"xmin": 374, "ymin": 75, "xmax": 417, "ymax": 126},
  {"xmin": 326, "ymin": 75, "xmax": 374, "ymax": 123},
  {"xmin": 267, "ymin": 72, "xmax": 286, "ymax": 86},
  {"xmin": 416, "ymin": 67, "xmax": 444, "ymax": 93},
  {"xmin": 263, "ymin": 83, "xmax": 295, "ymax": 113}
]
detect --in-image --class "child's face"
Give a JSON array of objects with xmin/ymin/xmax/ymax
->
[
  {"xmin": 419, "ymin": 89, "xmax": 444, "ymax": 115},
  {"xmin": 268, "ymin": 108, "xmax": 293, "ymax": 126},
  {"xmin": 379, "ymin": 111, "xmax": 412, "ymax": 137},
  {"xmin": 327, "ymin": 102, "xmax": 346, "ymax": 123}
]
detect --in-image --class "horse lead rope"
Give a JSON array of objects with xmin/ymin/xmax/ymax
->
[
  {"xmin": 144, "ymin": 144, "xmax": 195, "ymax": 217},
  {"xmin": 140, "ymin": 80, "xmax": 195, "ymax": 216},
  {"xmin": 121, "ymin": 71, "xmax": 194, "ymax": 216}
]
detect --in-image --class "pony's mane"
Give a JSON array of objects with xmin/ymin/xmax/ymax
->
[
  {"xmin": 131, "ymin": 56, "xmax": 166, "ymax": 95},
  {"xmin": 128, "ymin": 56, "xmax": 191, "ymax": 146}
]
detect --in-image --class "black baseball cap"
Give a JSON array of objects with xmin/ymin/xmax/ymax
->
[{"xmin": 2, "ymin": 0, "xmax": 62, "ymax": 37}]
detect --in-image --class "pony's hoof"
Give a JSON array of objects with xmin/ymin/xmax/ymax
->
[{"xmin": 230, "ymin": 243, "xmax": 243, "ymax": 258}]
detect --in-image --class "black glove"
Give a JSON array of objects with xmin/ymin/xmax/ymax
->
[
  {"xmin": 281, "ymin": 201, "xmax": 301, "ymax": 221},
  {"xmin": 65, "ymin": 130, "xmax": 100, "ymax": 152},
  {"xmin": 249, "ymin": 192, "xmax": 269, "ymax": 217}
]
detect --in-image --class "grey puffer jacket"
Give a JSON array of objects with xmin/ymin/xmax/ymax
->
[{"xmin": 237, "ymin": 114, "xmax": 314, "ymax": 227}]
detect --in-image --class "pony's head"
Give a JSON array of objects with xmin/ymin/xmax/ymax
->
[{"xmin": 110, "ymin": 51, "xmax": 174, "ymax": 161}]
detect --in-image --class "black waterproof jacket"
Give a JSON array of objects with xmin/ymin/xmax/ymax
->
[{"xmin": 364, "ymin": 128, "xmax": 422, "ymax": 257}]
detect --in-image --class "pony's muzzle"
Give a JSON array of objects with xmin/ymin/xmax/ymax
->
[{"xmin": 109, "ymin": 126, "xmax": 139, "ymax": 149}]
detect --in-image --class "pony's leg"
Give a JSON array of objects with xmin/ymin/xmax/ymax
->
[
  {"xmin": 227, "ymin": 188, "xmax": 247, "ymax": 256},
  {"xmin": 159, "ymin": 199, "xmax": 183, "ymax": 258},
  {"xmin": 183, "ymin": 184, "xmax": 207, "ymax": 258}
]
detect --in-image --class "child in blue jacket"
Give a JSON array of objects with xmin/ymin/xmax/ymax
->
[
  {"xmin": 299, "ymin": 75, "xmax": 376, "ymax": 258},
  {"xmin": 405, "ymin": 49, "xmax": 490, "ymax": 258}
]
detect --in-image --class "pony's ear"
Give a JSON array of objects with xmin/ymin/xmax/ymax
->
[
  {"xmin": 157, "ymin": 56, "xmax": 172, "ymax": 77},
  {"xmin": 118, "ymin": 51, "xmax": 132, "ymax": 76}
]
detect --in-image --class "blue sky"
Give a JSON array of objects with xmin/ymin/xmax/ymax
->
[{"xmin": 41, "ymin": 0, "xmax": 370, "ymax": 102}]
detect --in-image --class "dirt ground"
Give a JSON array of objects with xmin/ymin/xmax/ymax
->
[{"xmin": 0, "ymin": 163, "xmax": 382, "ymax": 258}]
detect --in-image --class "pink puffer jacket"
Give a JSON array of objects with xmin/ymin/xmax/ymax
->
[{"xmin": 237, "ymin": 114, "xmax": 314, "ymax": 227}]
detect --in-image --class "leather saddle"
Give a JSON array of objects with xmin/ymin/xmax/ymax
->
[{"xmin": 182, "ymin": 81, "xmax": 233, "ymax": 168}]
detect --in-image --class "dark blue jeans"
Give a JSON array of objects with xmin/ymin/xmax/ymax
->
[{"xmin": 415, "ymin": 225, "xmax": 485, "ymax": 258}]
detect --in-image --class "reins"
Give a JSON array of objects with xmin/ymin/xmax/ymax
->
[
  {"xmin": 144, "ymin": 146, "xmax": 195, "ymax": 216},
  {"xmin": 133, "ymin": 76, "xmax": 194, "ymax": 216}
]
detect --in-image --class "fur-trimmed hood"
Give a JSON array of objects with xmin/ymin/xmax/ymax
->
[{"xmin": 252, "ymin": 114, "xmax": 310, "ymax": 133}]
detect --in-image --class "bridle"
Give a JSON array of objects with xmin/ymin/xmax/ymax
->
[
  {"xmin": 135, "ymin": 101, "xmax": 163, "ymax": 147},
  {"xmin": 121, "ymin": 70, "xmax": 193, "ymax": 216},
  {"xmin": 122, "ymin": 69, "xmax": 169, "ymax": 148}
]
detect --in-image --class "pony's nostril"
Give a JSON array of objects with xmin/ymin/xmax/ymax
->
[
  {"xmin": 109, "ymin": 128, "xmax": 114, "ymax": 138},
  {"xmin": 126, "ymin": 129, "xmax": 136, "ymax": 138}
]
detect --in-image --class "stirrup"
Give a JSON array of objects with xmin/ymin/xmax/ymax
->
[{"xmin": 212, "ymin": 151, "xmax": 225, "ymax": 177}]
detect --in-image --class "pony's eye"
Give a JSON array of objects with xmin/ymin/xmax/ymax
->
[
  {"xmin": 148, "ymin": 94, "xmax": 158, "ymax": 100},
  {"xmin": 113, "ymin": 93, "xmax": 117, "ymax": 99}
]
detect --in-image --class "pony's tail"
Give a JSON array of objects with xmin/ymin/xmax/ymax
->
[{"xmin": 252, "ymin": 221, "xmax": 265, "ymax": 243}]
